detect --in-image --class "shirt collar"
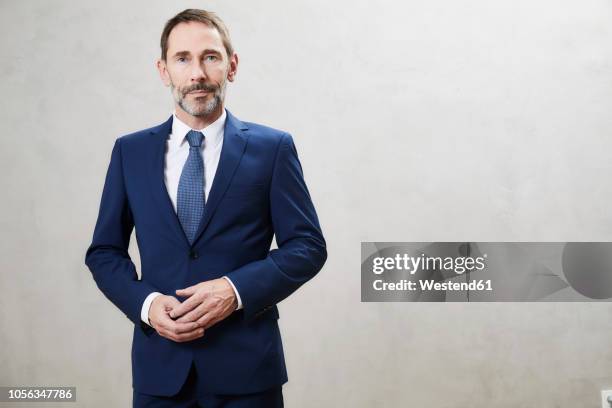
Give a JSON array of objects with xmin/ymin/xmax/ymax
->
[{"xmin": 169, "ymin": 108, "xmax": 226, "ymax": 150}]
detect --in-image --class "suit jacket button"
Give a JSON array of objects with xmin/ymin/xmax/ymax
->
[{"xmin": 189, "ymin": 250, "xmax": 199, "ymax": 259}]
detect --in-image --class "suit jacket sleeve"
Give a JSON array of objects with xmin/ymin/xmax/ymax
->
[
  {"xmin": 85, "ymin": 137, "xmax": 158, "ymax": 329},
  {"xmin": 226, "ymin": 133, "xmax": 327, "ymax": 321}
]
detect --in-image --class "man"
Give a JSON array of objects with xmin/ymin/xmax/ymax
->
[{"xmin": 85, "ymin": 9, "xmax": 327, "ymax": 407}]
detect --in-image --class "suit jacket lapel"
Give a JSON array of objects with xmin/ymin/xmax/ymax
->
[
  {"xmin": 146, "ymin": 110, "xmax": 249, "ymax": 248},
  {"xmin": 148, "ymin": 115, "xmax": 192, "ymax": 247},
  {"xmin": 192, "ymin": 110, "xmax": 249, "ymax": 245}
]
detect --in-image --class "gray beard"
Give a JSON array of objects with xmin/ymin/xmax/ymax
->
[{"xmin": 171, "ymin": 81, "xmax": 226, "ymax": 117}]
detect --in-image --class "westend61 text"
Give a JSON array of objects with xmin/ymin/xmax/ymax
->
[{"xmin": 373, "ymin": 279, "xmax": 493, "ymax": 291}]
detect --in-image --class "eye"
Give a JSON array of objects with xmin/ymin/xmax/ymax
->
[
  {"xmin": 177, "ymin": 57, "xmax": 187, "ymax": 63},
  {"xmin": 204, "ymin": 55, "xmax": 218, "ymax": 62}
]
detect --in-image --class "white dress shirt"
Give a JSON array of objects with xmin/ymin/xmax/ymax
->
[{"xmin": 140, "ymin": 109, "xmax": 243, "ymax": 326}]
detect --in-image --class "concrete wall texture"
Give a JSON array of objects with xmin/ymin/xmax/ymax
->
[{"xmin": 1, "ymin": 0, "xmax": 612, "ymax": 406}]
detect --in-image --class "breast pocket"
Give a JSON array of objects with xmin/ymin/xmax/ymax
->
[{"xmin": 220, "ymin": 183, "xmax": 270, "ymax": 225}]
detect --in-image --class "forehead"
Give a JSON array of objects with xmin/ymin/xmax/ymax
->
[{"xmin": 167, "ymin": 21, "xmax": 224, "ymax": 55}]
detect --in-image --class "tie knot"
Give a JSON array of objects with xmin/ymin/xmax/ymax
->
[{"xmin": 186, "ymin": 130, "xmax": 204, "ymax": 148}]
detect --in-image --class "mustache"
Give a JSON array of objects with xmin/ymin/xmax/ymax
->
[{"xmin": 182, "ymin": 83, "xmax": 219, "ymax": 95}]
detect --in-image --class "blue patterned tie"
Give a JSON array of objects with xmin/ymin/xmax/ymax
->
[{"xmin": 177, "ymin": 130, "xmax": 205, "ymax": 245}]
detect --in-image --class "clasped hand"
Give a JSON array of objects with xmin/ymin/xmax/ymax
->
[{"xmin": 148, "ymin": 278, "xmax": 237, "ymax": 343}]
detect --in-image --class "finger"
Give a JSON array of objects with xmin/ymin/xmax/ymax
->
[
  {"xmin": 166, "ymin": 319, "xmax": 202, "ymax": 334},
  {"xmin": 160, "ymin": 327, "xmax": 205, "ymax": 343},
  {"xmin": 197, "ymin": 312, "xmax": 216, "ymax": 329},
  {"xmin": 158, "ymin": 323, "xmax": 202, "ymax": 339},
  {"xmin": 158, "ymin": 328, "xmax": 198, "ymax": 343},
  {"xmin": 175, "ymin": 285, "xmax": 197, "ymax": 297},
  {"xmin": 158, "ymin": 296, "xmax": 181, "ymax": 313},
  {"xmin": 157, "ymin": 311, "xmax": 199, "ymax": 333},
  {"xmin": 176, "ymin": 294, "xmax": 221, "ymax": 323},
  {"xmin": 176, "ymin": 302, "xmax": 208, "ymax": 323},
  {"xmin": 195, "ymin": 296, "xmax": 233, "ymax": 328},
  {"xmin": 165, "ymin": 296, "xmax": 181, "ymax": 308},
  {"xmin": 201, "ymin": 316, "xmax": 222, "ymax": 331},
  {"xmin": 169, "ymin": 297, "xmax": 201, "ymax": 319}
]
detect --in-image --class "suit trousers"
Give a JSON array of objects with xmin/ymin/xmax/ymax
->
[{"xmin": 132, "ymin": 362, "xmax": 284, "ymax": 408}]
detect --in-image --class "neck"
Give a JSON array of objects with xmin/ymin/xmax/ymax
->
[{"xmin": 174, "ymin": 104, "xmax": 224, "ymax": 130}]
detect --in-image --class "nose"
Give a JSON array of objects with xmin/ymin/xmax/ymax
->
[{"xmin": 190, "ymin": 60, "xmax": 207, "ymax": 81}]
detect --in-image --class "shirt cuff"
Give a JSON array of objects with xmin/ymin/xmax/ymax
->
[
  {"xmin": 223, "ymin": 276, "xmax": 243, "ymax": 310},
  {"xmin": 141, "ymin": 292, "xmax": 163, "ymax": 325}
]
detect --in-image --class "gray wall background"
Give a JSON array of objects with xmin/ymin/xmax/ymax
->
[{"xmin": 2, "ymin": 0, "xmax": 612, "ymax": 406}]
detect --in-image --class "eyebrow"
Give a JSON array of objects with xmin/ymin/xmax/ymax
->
[{"xmin": 171, "ymin": 49, "xmax": 223, "ymax": 58}]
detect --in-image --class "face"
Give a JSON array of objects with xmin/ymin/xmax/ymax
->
[{"xmin": 157, "ymin": 21, "xmax": 237, "ymax": 118}]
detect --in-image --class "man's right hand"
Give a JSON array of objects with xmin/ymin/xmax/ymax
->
[{"xmin": 148, "ymin": 295, "xmax": 205, "ymax": 342}]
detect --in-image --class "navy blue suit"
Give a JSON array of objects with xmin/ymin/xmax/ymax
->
[{"xmin": 85, "ymin": 109, "xmax": 327, "ymax": 397}]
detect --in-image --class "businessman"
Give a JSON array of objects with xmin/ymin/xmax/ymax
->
[{"xmin": 85, "ymin": 9, "xmax": 327, "ymax": 407}]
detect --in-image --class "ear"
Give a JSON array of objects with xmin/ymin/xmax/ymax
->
[
  {"xmin": 227, "ymin": 52, "xmax": 239, "ymax": 82},
  {"xmin": 156, "ymin": 59, "xmax": 171, "ymax": 87}
]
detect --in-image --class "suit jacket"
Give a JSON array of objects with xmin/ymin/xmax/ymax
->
[{"xmin": 84, "ymin": 109, "xmax": 327, "ymax": 396}]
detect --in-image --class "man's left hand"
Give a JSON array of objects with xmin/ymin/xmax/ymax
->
[{"xmin": 170, "ymin": 278, "xmax": 238, "ymax": 329}]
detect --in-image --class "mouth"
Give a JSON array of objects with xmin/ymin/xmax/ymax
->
[{"xmin": 188, "ymin": 90, "xmax": 209, "ymax": 95}]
